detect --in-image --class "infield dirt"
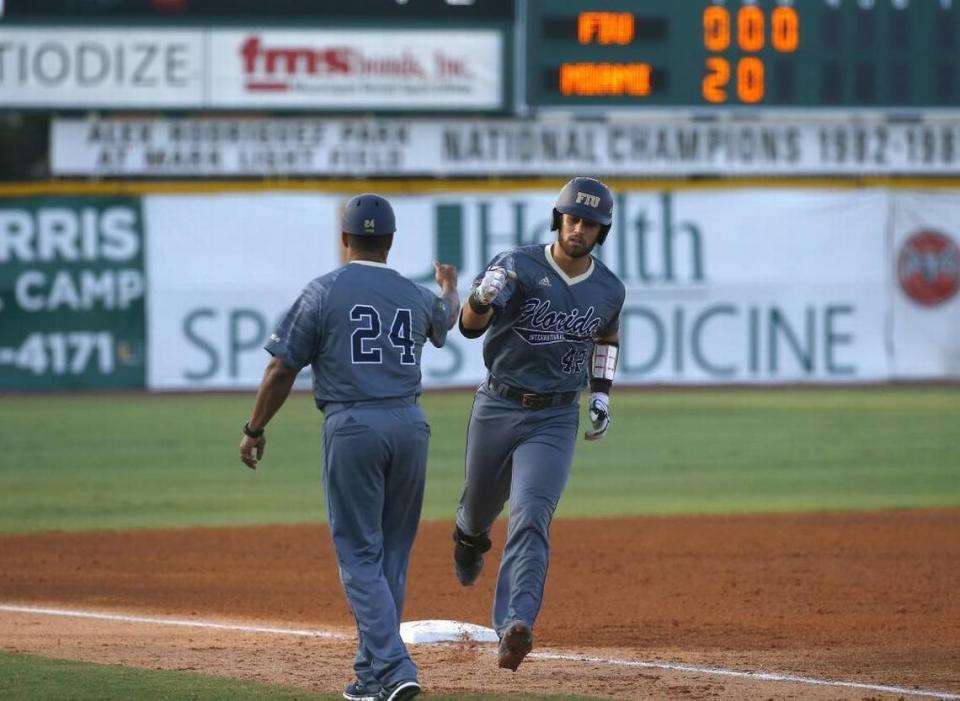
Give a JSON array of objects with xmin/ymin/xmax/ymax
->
[{"xmin": 1, "ymin": 510, "xmax": 958, "ymax": 700}]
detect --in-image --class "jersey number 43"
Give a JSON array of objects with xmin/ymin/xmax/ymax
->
[
  {"xmin": 561, "ymin": 347, "xmax": 587, "ymax": 374},
  {"xmin": 350, "ymin": 304, "xmax": 416, "ymax": 365}
]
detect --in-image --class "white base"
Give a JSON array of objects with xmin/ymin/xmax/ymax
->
[{"xmin": 399, "ymin": 619, "xmax": 498, "ymax": 644}]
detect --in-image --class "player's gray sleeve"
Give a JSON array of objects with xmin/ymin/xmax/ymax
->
[
  {"xmin": 597, "ymin": 312, "xmax": 620, "ymax": 338},
  {"xmin": 427, "ymin": 292, "xmax": 450, "ymax": 348},
  {"xmin": 596, "ymin": 285, "xmax": 626, "ymax": 338},
  {"xmin": 265, "ymin": 282, "xmax": 323, "ymax": 369}
]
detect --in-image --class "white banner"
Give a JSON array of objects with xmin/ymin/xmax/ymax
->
[
  {"xmin": 144, "ymin": 194, "xmax": 486, "ymax": 390},
  {"xmin": 890, "ymin": 192, "xmax": 960, "ymax": 378},
  {"xmin": 52, "ymin": 117, "xmax": 960, "ymax": 176},
  {"xmin": 146, "ymin": 194, "xmax": 340, "ymax": 390},
  {"xmin": 615, "ymin": 190, "xmax": 891, "ymax": 383},
  {"xmin": 3, "ymin": 28, "xmax": 502, "ymax": 110},
  {"xmin": 143, "ymin": 188, "xmax": 922, "ymax": 390},
  {"xmin": 0, "ymin": 29, "xmax": 204, "ymax": 107}
]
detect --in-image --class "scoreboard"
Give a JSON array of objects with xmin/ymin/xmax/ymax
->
[
  {"xmin": 0, "ymin": 0, "xmax": 514, "ymax": 19},
  {"xmin": 525, "ymin": 0, "xmax": 960, "ymax": 111},
  {"xmin": 4, "ymin": 0, "xmax": 960, "ymax": 114}
]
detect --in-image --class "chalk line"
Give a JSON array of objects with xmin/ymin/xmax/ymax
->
[{"xmin": 2, "ymin": 604, "xmax": 957, "ymax": 700}]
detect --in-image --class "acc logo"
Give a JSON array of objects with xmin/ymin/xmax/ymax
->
[
  {"xmin": 575, "ymin": 192, "xmax": 601, "ymax": 208},
  {"xmin": 364, "ymin": 218, "xmax": 376, "ymax": 233},
  {"xmin": 897, "ymin": 230, "xmax": 960, "ymax": 306}
]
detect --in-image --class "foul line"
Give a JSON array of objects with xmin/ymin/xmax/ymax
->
[
  {"xmin": 0, "ymin": 604, "xmax": 347, "ymax": 640},
  {"xmin": 2, "ymin": 604, "xmax": 957, "ymax": 700},
  {"xmin": 531, "ymin": 652, "xmax": 960, "ymax": 700}
]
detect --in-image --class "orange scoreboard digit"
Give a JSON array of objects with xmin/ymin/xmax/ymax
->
[{"xmin": 525, "ymin": 0, "xmax": 960, "ymax": 110}]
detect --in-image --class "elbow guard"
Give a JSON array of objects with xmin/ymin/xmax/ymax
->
[{"xmin": 589, "ymin": 341, "xmax": 619, "ymax": 394}]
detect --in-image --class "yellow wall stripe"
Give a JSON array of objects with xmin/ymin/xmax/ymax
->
[{"xmin": 1, "ymin": 178, "xmax": 959, "ymax": 197}]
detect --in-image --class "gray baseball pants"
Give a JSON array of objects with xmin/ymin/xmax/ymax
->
[
  {"xmin": 455, "ymin": 387, "xmax": 579, "ymax": 635},
  {"xmin": 323, "ymin": 398, "xmax": 429, "ymax": 690}
]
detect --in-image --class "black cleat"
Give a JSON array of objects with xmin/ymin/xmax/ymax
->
[
  {"xmin": 497, "ymin": 620, "xmax": 533, "ymax": 671},
  {"xmin": 343, "ymin": 679, "xmax": 379, "ymax": 701},
  {"xmin": 377, "ymin": 680, "xmax": 420, "ymax": 701},
  {"xmin": 453, "ymin": 526, "xmax": 492, "ymax": 586}
]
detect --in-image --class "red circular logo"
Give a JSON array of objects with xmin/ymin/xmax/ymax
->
[{"xmin": 897, "ymin": 230, "xmax": 960, "ymax": 307}]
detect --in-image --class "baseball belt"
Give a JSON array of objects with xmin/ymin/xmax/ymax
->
[{"xmin": 486, "ymin": 376, "xmax": 579, "ymax": 409}]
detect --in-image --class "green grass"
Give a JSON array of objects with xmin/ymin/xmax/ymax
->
[
  {"xmin": 0, "ymin": 651, "xmax": 607, "ymax": 701},
  {"xmin": 1, "ymin": 388, "xmax": 958, "ymax": 533}
]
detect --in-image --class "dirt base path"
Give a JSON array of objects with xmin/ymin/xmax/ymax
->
[{"xmin": 1, "ymin": 510, "xmax": 959, "ymax": 700}]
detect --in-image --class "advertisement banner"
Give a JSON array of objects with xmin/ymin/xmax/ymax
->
[
  {"xmin": 0, "ymin": 197, "xmax": 147, "ymax": 389},
  {"xmin": 144, "ymin": 188, "xmax": 896, "ymax": 390},
  {"xmin": 890, "ymin": 192, "xmax": 960, "ymax": 378},
  {"xmin": 52, "ymin": 117, "xmax": 960, "ymax": 176},
  {"xmin": 0, "ymin": 29, "xmax": 204, "ymax": 107},
  {"xmin": 208, "ymin": 30, "xmax": 503, "ymax": 110},
  {"xmin": 2, "ymin": 28, "xmax": 503, "ymax": 110}
]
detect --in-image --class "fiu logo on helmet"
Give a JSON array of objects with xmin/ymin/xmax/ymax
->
[
  {"xmin": 364, "ymin": 218, "xmax": 376, "ymax": 233},
  {"xmin": 575, "ymin": 192, "xmax": 601, "ymax": 208}
]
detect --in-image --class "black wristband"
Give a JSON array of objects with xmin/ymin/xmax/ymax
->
[
  {"xmin": 243, "ymin": 422, "xmax": 265, "ymax": 438},
  {"xmin": 459, "ymin": 310, "xmax": 489, "ymax": 339},
  {"xmin": 590, "ymin": 378, "xmax": 612, "ymax": 394},
  {"xmin": 468, "ymin": 293, "xmax": 492, "ymax": 315}
]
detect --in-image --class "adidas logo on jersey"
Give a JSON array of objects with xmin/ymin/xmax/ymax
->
[{"xmin": 538, "ymin": 275, "xmax": 552, "ymax": 287}]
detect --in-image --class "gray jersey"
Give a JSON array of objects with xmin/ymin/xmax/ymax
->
[
  {"xmin": 476, "ymin": 244, "xmax": 625, "ymax": 394},
  {"xmin": 266, "ymin": 261, "xmax": 450, "ymax": 407}
]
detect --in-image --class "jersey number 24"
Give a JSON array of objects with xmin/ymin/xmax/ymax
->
[{"xmin": 350, "ymin": 305, "xmax": 416, "ymax": 365}]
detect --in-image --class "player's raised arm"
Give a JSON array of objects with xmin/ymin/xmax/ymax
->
[{"xmin": 460, "ymin": 266, "xmax": 516, "ymax": 336}]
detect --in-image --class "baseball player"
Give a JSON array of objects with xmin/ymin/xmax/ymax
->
[
  {"xmin": 453, "ymin": 177, "xmax": 624, "ymax": 671},
  {"xmin": 239, "ymin": 194, "xmax": 458, "ymax": 701}
]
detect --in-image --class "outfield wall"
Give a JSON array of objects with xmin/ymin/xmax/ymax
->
[{"xmin": 1, "ymin": 185, "xmax": 958, "ymax": 390}]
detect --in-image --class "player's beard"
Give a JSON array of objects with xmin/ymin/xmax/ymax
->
[{"xmin": 556, "ymin": 232, "xmax": 596, "ymax": 259}]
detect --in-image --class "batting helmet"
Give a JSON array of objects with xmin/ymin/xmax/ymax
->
[
  {"xmin": 551, "ymin": 177, "xmax": 614, "ymax": 245},
  {"xmin": 342, "ymin": 193, "xmax": 396, "ymax": 236}
]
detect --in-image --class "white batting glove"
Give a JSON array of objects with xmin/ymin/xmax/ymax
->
[
  {"xmin": 472, "ymin": 266, "xmax": 513, "ymax": 306},
  {"xmin": 584, "ymin": 392, "xmax": 610, "ymax": 441}
]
